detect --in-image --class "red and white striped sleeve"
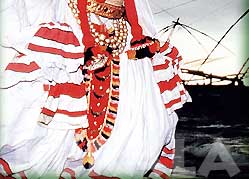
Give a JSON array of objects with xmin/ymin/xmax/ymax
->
[{"xmin": 152, "ymin": 41, "xmax": 191, "ymax": 114}]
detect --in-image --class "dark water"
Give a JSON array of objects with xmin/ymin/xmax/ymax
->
[
  {"xmin": 172, "ymin": 110, "xmax": 249, "ymax": 179},
  {"xmin": 172, "ymin": 86, "xmax": 249, "ymax": 179}
]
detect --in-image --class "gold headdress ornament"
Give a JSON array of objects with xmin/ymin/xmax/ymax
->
[
  {"xmin": 87, "ymin": 0, "xmax": 125, "ymax": 19},
  {"xmin": 104, "ymin": 0, "xmax": 124, "ymax": 7}
]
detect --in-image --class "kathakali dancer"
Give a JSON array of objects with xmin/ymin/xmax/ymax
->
[{"xmin": 0, "ymin": 0, "xmax": 190, "ymax": 178}]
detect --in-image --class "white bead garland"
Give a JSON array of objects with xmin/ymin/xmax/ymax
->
[
  {"xmin": 88, "ymin": 16, "xmax": 128, "ymax": 56},
  {"xmin": 67, "ymin": 0, "xmax": 128, "ymax": 56}
]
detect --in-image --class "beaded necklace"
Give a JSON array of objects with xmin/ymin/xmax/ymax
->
[
  {"xmin": 67, "ymin": 0, "xmax": 128, "ymax": 56},
  {"xmin": 88, "ymin": 15, "xmax": 128, "ymax": 56}
]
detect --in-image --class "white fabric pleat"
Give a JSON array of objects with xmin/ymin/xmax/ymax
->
[{"xmin": 91, "ymin": 55, "xmax": 172, "ymax": 178}]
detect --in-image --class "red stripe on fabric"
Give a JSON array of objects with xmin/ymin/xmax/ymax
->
[
  {"xmin": 158, "ymin": 75, "xmax": 181, "ymax": 93},
  {"xmin": 178, "ymin": 56, "xmax": 183, "ymax": 62},
  {"xmin": 176, "ymin": 64, "xmax": 180, "ymax": 70},
  {"xmin": 48, "ymin": 22, "xmax": 55, "ymax": 26},
  {"xmin": 56, "ymin": 109, "xmax": 87, "ymax": 117},
  {"xmin": 124, "ymin": 0, "xmax": 144, "ymax": 42},
  {"xmin": 43, "ymin": 84, "xmax": 50, "ymax": 92},
  {"xmin": 41, "ymin": 107, "xmax": 55, "ymax": 117},
  {"xmin": 159, "ymin": 156, "xmax": 174, "ymax": 169},
  {"xmin": 5, "ymin": 62, "xmax": 40, "ymax": 73},
  {"xmin": 110, "ymin": 102, "xmax": 118, "ymax": 109},
  {"xmin": 89, "ymin": 170, "xmax": 120, "ymax": 179},
  {"xmin": 63, "ymin": 168, "xmax": 76, "ymax": 179},
  {"xmin": 111, "ymin": 90, "xmax": 119, "ymax": 97},
  {"xmin": 35, "ymin": 27, "xmax": 80, "ymax": 46},
  {"xmin": 97, "ymin": 136, "xmax": 106, "ymax": 145},
  {"xmin": 103, "ymin": 126, "xmax": 112, "ymax": 133},
  {"xmin": 107, "ymin": 113, "xmax": 115, "ymax": 120},
  {"xmin": 165, "ymin": 97, "xmax": 182, "ymax": 109},
  {"xmin": 16, "ymin": 53, "xmax": 26, "ymax": 58},
  {"xmin": 39, "ymin": 22, "xmax": 55, "ymax": 26},
  {"xmin": 152, "ymin": 169, "xmax": 170, "ymax": 179},
  {"xmin": 180, "ymin": 90, "xmax": 185, "ymax": 96},
  {"xmin": 112, "ymin": 64, "xmax": 120, "ymax": 70},
  {"xmin": 77, "ymin": 0, "xmax": 95, "ymax": 48},
  {"xmin": 28, "ymin": 43, "xmax": 84, "ymax": 59},
  {"xmin": 167, "ymin": 46, "xmax": 178, "ymax": 61},
  {"xmin": 160, "ymin": 42, "xmax": 169, "ymax": 53},
  {"xmin": 19, "ymin": 171, "xmax": 28, "ymax": 179},
  {"xmin": 59, "ymin": 23, "xmax": 70, "ymax": 27},
  {"xmin": 75, "ymin": 128, "xmax": 83, "ymax": 134},
  {"xmin": 0, "ymin": 158, "xmax": 12, "ymax": 175},
  {"xmin": 112, "ymin": 78, "xmax": 119, "ymax": 83},
  {"xmin": 153, "ymin": 61, "xmax": 170, "ymax": 71},
  {"xmin": 48, "ymin": 83, "xmax": 86, "ymax": 98},
  {"xmin": 40, "ymin": 23, "xmax": 47, "ymax": 26},
  {"xmin": 0, "ymin": 174, "xmax": 15, "ymax": 179},
  {"xmin": 163, "ymin": 147, "xmax": 175, "ymax": 154}
]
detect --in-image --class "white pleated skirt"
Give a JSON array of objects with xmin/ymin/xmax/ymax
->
[{"xmin": 0, "ymin": 53, "xmax": 179, "ymax": 178}]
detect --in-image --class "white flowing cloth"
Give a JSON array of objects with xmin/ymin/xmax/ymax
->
[{"xmin": 0, "ymin": 0, "xmax": 190, "ymax": 178}]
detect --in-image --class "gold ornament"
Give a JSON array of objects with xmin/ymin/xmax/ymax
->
[{"xmin": 82, "ymin": 151, "xmax": 95, "ymax": 169}]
